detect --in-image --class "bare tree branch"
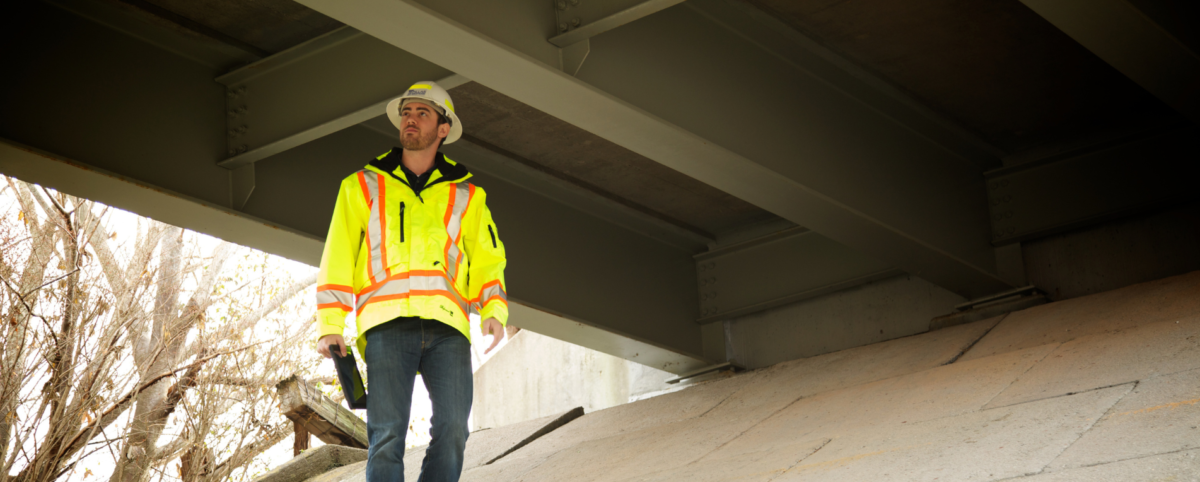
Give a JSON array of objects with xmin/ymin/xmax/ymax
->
[
  {"xmin": 201, "ymin": 424, "xmax": 291, "ymax": 482},
  {"xmin": 183, "ymin": 273, "xmax": 316, "ymax": 360},
  {"xmin": 16, "ymin": 268, "xmax": 80, "ymax": 300},
  {"xmin": 14, "ymin": 343, "xmax": 263, "ymax": 482},
  {"xmin": 0, "ymin": 182, "xmax": 59, "ymax": 476},
  {"xmin": 2, "ymin": 185, "xmax": 321, "ymax": 482}
]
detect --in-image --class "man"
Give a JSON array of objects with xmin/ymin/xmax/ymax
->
[{"xmin": 315, "ymin": 81, "xmax": 508, "ymax": 482}]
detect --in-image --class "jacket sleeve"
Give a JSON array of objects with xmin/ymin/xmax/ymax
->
[
  {"xmin": 316, "ymin": 174, "xmax": 368, "ymax": 341},
  {"xmin": 463, "ymin": 187, "xmax": 509, "ymax": 326}
]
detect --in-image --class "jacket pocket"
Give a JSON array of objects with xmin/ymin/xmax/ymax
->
[{"xmin": 383, "ymin": 197, "xmax": 407, "ymax": 272}]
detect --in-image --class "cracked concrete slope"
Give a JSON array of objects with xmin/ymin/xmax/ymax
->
[
  {"xmin": 624, "ymin": 344, "xmax": 1056, "ymax": 481},
  {"xmin": 399, "ymin": 407, "xmax": 584, "ymax": 481},
  {"xmin": 1005, "ymin": 449, "xmax": 1200, "ymax": 481},
  {"xmin": 299, "ymin": 270, "xmax": 1200, "ymax": 481},
  {"xmin": 960, "ymin": 270, "xmax": 1200, "ymax": 362},
  {"xmin": 696, "ymin": 318, "xmax": 1003, "ymax": 429},
  {"xmin": 302, "ymin": 408, "xmax": 583, "ymax": 482},
  {"xmin": 501, "ymin": 318, "xmax": 998, "ymax": 460},
  {"xmin": 709, "ymin": 343, "xmax": 1060, "ymax": 462},
  {"xmin": 779, "ymin": 385, "xmax": 1134, "ymax": 482},
  {"xmin": 984, "ymin": 316, "xmax": 1200, "ymax": 408},
  {"xmin": 501, "ymin": 369, "xmax": 760, "ymax": 463},
  {"xmin": 635, "ymin": 438, "xmax": 832, "ymax": 482},
  {"xmin": 1047, "ymin": 368, "xmax": 1200, "ymax": 471},
  {"xmin": 474, "ymin": 318, "xmax": 1003, "ymax": 481}
]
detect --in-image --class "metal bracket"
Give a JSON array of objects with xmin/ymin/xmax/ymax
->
[
  {"xmin": 560, "ymin": 39, "xmax": 590, "ymax": 76},
  {"xmin": 665, "ymin": 362, "xmax": 743, "ymax": 384},
  {"xmin": 548, "ymin": 0, "xmax": 688, "ymax": 48},
  {"xmin": 552, "ymin": 0, "xmax": 589, "ymax": 75},
  {"xmin": 231, "ymin": 163, "xmax": 255, "ymax": 210},
  {"xmin": 225, "ymin": 84, "xmax": 250, "ymax": 160},
  {"xmin": 931, "ymin": 285, "xmax": 1047, "ymax": 331},
  {"xmin": 954, "ymin": 285, "xmax": 1039, "ymax": 312},
  {"xmin": 552, "ymin": 0, "xmax": 583, "ymax": 38}
]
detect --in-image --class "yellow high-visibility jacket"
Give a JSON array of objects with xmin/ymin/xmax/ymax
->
[{"xmin": 316, "ymin": 150, "xmax": 508, "ymax": 355}]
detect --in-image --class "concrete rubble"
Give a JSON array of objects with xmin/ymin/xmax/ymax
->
[{"xmin": 289, "ymin": 270, "xmax": 1200, "ymax": 481}]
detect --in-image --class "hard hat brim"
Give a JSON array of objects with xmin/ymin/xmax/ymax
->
[{"xmin": 387, "ymin": 97, "xmax": 462, "ymax": 145}]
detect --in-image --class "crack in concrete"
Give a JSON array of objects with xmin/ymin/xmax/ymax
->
[
  {"xmin": 694, "ymin": 375, "xmax": 755, "ymax": 419},
  {"xmin": 482, "ymin": 407, "xmax": 585, "ymax": 466},
  {"xmin": 988, "ymin": 447, "xmax": 1200, "ymax": 481},
  {"xmin": 978, "ymin": 342, "xmax": 1061, "ymax": 409},
  {"xmin": 1054, "ymin": 445, "xmax": 1200, "ymax": 471},
  {"xmin": 1033, "ymin": 381, "xmax": 1138, "ymax": 476},
  {"xmin": 982, "ymin": 379, "xmax": 1139, "ymax": 412},
  {"xmin": 766, "ymin": 438, "xmax": 833, "ymax": 482},
  {"xmin": 944, "ymin": 313, "xmax": 1009, "ymax": 365},
  {"xmin": 701, "ymin": 388, "xmax": 815, "ymax": 456}
]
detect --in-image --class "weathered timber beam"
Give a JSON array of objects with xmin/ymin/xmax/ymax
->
[{"xmin": 276, "ymin": 376, "xmax": 368, "ymax": 449}]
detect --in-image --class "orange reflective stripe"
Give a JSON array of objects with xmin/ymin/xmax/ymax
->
[
  {"xmin": 353, "ymin": 268, "xmax": 469, "ymax": 318},
  {"xmin": 442, "ymin": 183, "xmax": 473, "ymax": 285},
  {"xmin": 356, "ymin": 171, "xmax": 371, "ymax": 205},
  {"xmin": 452, "ymin": 184, "xmax": 475, "ymax": 285},
  {"xmin": 355, "ymin": 291, "xmax": 470, "ymax": 318},
  {"xmin": 473, "ymin": 279, "xmax": 506, "ymax": 303},
  {"xmin": 363, "ymin": 173, "xmax": 389, "ymax": 284},
  {"xmin": 317, "ymin": 283, "xmax": 355, "ymax": 311},
  {"xmin": 442, "ymin": 182, "xmax": 457, "ymax": 226},
  {"xmin": 378, "ymin": 174, "xmax": 390, "ymax": 277},
  {"xmin": 480, "ymin": 295, "xmax": 508, "ymax": 307},
  {"xmin": 318, "ymin": 302, "xmax": 353, "ymax": 311},
  {"xmin": 357, "ymin": 269, "xmax": 445, "ymax": 296},
  {"xmin": 359, "ymin": 172, "xmax": 378, "ymax": 282}
]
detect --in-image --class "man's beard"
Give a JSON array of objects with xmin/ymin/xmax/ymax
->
[{"xmin": 400, "ymin": 129, "xmax": 438, "ymax": 151}]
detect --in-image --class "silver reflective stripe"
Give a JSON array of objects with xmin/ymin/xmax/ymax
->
[
  {"xmin": 317, "ymin": 289, "xmax": 354, "ymax": 309},
  {"xmin": 444, "ymin": 183, "xmax": 472, "ymax": 281},
  {"xmin": 355, "ymin": 277, "xmax": 409, "ymax": 310},
  {"xmin": 356, "ymin": 274, "xmax": 469, "ymax": 314},
  {"xmin": 362, "ymin": 172, "xmax": 387, "ymax": 284},
  {"xmin": 479, "ymin": 283, "xmax": 507, "ymax": 305}
]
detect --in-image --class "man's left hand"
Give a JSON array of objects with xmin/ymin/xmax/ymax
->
[{"xmin": 481, "ymin": 317, "xmax": 505, "ymax": 354}]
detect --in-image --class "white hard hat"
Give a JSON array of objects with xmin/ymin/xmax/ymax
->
[{"xmin": 387, "ymin": 81, "xmax": 463, "ymax": 145}]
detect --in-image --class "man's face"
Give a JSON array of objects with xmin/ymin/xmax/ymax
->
[{"xmin": 398, "ymin": 101, "xmax": 450, "ymax": 151}]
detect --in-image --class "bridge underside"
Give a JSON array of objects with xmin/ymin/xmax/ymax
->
[{"xmin": 1, "ymin": 0, "xmax": 1197, "ymax": 373}]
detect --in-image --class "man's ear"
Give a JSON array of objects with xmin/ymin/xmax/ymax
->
[{"xmin": 438, "ymin": 122, "xmax": 451, "ymax": 140}]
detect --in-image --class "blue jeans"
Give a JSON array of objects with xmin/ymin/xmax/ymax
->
[{"xmin": 364, "ymin": 317, "xmax": 473, "ymax": 482}]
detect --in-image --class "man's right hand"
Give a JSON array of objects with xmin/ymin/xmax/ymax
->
[{"xmin": 318, "ymin": 334, "xmax": 347, "ymax": 359}]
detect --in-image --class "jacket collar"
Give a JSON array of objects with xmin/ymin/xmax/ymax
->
[{"xmin": 366, "ymin": 148, "xmax": 472, "ymax": 189}]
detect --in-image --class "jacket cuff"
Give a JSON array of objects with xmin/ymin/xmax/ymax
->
[
  {"xmin": 316, "ymin": 311, "xmax": 348, "ymax": 341},
  {"xmin": 479, "ymin": 301, "xmax": 509, "ymax": 327}
]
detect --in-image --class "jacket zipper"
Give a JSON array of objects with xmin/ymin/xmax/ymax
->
[
  {"xmin": 487, "ymin": 225, "xmax": 497, "ymax": 248},
  {"xmin": 399, "ymin": 202, "xmax": 405, "ymax": 242}
]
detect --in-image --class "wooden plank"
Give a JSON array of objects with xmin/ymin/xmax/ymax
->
[
  {"xmin": 276, "ymin": 375, "xmax": 369, "ymax": 449},
  {"xmin": 293, "ymin": 421, "xmax": 310, "ymax": 456}
]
